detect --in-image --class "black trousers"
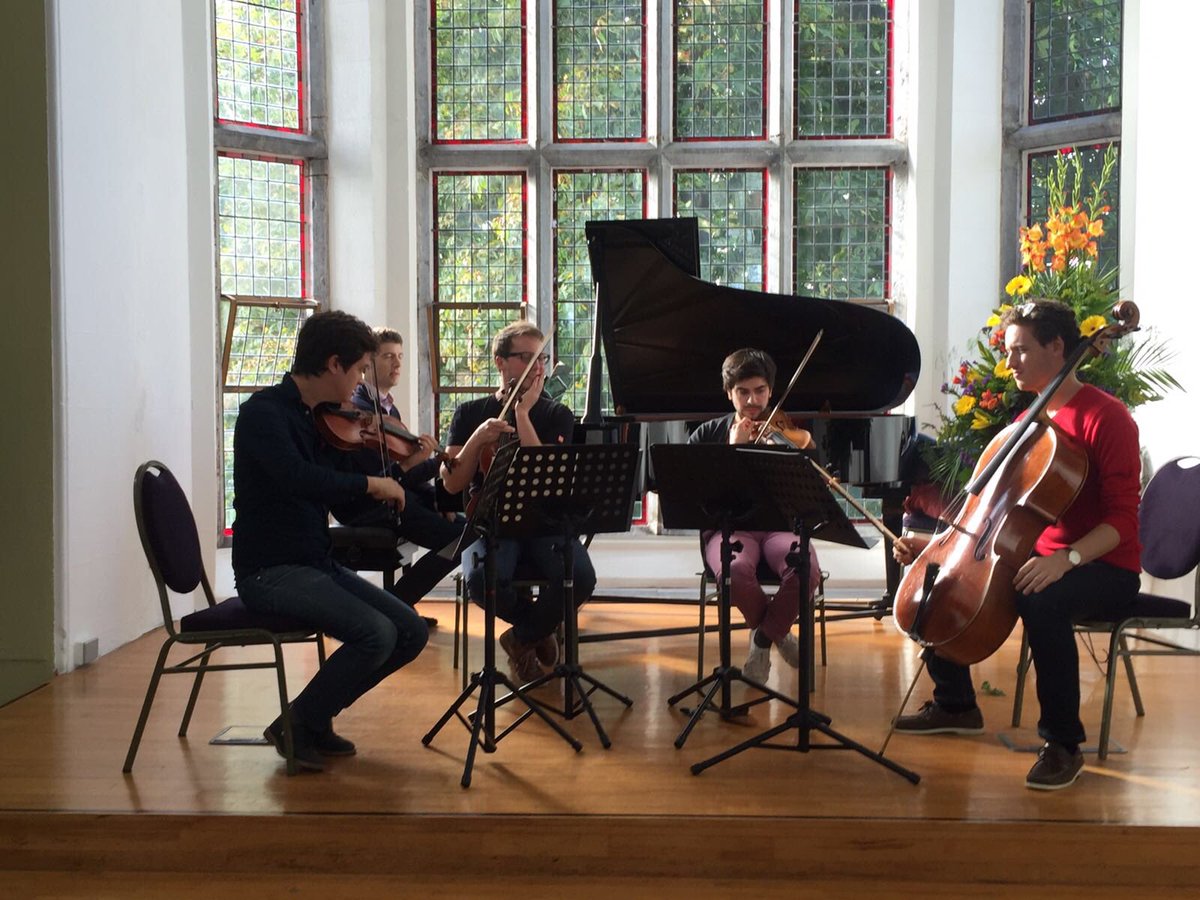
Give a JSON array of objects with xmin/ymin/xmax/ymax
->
[
  {"xmin": 334, "ymin": 494, "xmax": 465, "ymax": 606},
  {"xmin": 925, "ymin": 560, "xmax": 1140, "ymax": 746}
]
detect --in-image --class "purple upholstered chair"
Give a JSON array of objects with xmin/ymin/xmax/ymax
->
[
  {"xmin": 123, "ymin": 460, "xmax": 326, "ymax": 776},
  {"xmin": 1012, "ymin": 456, "xmax": 1200, "ymax": 759}
]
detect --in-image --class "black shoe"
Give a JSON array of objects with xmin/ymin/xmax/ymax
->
[
  {"xmin": 421, "ymin": 615, "xmax": 439, "ymax": 629},
  {"xmin": 313, "ymin": 726, "xmax": 357, "ymax": 757},
  {"xmin": 264, "ymin": 716, "xmax": 324, "ymax": 771},
  {"xmin": 894, "ymin": 700, "xmax": 984, "ymax": 735},
  {"xmin": 1025, "ymin": 742, "xmax": 1084, "ymax": 791}
]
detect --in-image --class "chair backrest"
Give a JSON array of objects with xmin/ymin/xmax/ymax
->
[
  {"xmin": 1140, "ymin": 456, "xmax": 1200, "ymax": 580},
  {"xmin": 134, "ymin": 461, "xmax": 208, "ymax": 624}
]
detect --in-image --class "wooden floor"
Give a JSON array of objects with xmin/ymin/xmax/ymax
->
[{"xmin": 3, "ymin": 599, "xmax": 1200, "ymax": 896}]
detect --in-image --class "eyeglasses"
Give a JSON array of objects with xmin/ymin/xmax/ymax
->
[{"xmin": 502, "ymin": 351, "xmax": 551, "ymax": 365}]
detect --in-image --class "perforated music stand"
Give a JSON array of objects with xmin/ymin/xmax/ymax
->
[
  {"xmin": 490, "ymin": 444, "xmax": 641, "ymax": 748},
  {"xmin": 422, "ymin": 438, "xmax": 583, "ymax": 788},
  {"xmin": 652, "ymin": 444, "xmax": 919, "ymax": 783}
]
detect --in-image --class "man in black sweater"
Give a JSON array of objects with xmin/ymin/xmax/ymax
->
[{"xmin": 233, "ymin": 311, "xmax": 428, "ymax": 772}]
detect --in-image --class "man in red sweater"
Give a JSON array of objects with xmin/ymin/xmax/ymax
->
[{"xmin": 893, "ymin": 299, "xmax": 1142, "ymax": 790}]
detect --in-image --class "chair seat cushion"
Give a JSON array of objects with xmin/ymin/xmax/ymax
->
[
  {"xmin": 180, "ymin": 596, "xmax": 315, "ymax": 635},
  {"xmin": 1079, "ymin": 593, "xmax": 1192, "ymax": 627}
]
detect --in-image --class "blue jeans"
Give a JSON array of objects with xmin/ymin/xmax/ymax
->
[
  {"xmin": 237, "ymin": 561, "xmax": 428, "ymax": 729},
  {"xmin": 463, "ymin": 536, "xmax": 596, "ymax": 644},
  {"xmin": 925, "ymin": 561, "xmax": 1139, "ymax": 746}
]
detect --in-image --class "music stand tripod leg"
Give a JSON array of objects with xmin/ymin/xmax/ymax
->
[
  {"xmin": 689, "ymin": 528, "xmax": 920, "ymax": 784},
  {"xmin": 423, "ymin": 526, "xmax": 580, "ymax": 788}
]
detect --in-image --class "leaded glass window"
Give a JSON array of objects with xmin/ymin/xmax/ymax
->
[
  {"xmin": 674, "ymin": 0, "xmax": 767, "ymax": 139},
  {"xmin": 214, "ymin": 0, "xmax": 302, "ymax": 130},
  {"xmin": 674, "ymin": 169, "xmax": 767, "ymax": 290},
  {"xmin": 555, "ymin": 0, "xmax": 646, "ymax": 141},
  {"xmin": 553, "ymin": 169, "xmax": 647, "ymax": 413},
  {"xmin": 793, "ymin": 167, "xmax": 888, "ymax": 300},
  {"xmin": 794, "ymin": 0, "xmax": 891, "ymax": 138},
  {"xmin": 1029, "ymin": 0, "xmax": 1122, "ymax": 123},
  {"xmin": 432, "ymin": 172, "xmax": 527, "ymax": 432},
  {"xmin": 433, "ymin": 0, "xmax": 526, "ymax": 142}
]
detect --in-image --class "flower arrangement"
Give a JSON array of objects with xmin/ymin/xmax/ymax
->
[{"xmin": 923, "ymin": 145, "xmax": 1179, "ymax": 493}]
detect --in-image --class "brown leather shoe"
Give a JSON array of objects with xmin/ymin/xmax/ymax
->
[
  {"xmin": 534, "ymin": 632, "xmax": 560, "ymax": 667},
  {"xmin": 894, "ymin": 700, "xmax": 984, "ymax": 735},
  {"xmin": 499, "ymin": 627, "xmax": 544, "ymax": 684}
]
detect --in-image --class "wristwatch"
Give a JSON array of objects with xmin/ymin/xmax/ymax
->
[{"xmin": 1065, "ymin": 547, "xmax": 1082, "ymax": 567}]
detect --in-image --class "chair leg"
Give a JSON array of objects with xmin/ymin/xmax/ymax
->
[
  {"xmin": 316, "ymin": 633, "xmax": 327, "ymax": 666},
  {"xmin": 178, "ymin": 645, "xmax": 214, "ymax": 737},
  {"xmin": 1097, "ymin": 628, "xmax": 1125, "ymax": 762},
  {"xmin": 460, "ymin": 574, "xmax": 470, "ymax": 691},
  {"xmin": 453, "ymin": 573, "xmax": 462, "ymax": 672},
  {"xmin": 270, "ymin": 639, "xmax": 298, "ymax": 777},
  {"xmin": 817, "ymin": 572, "xmax": 828, "ymax": 667},
  {"xmin": 697, "ymin": 575, "xmax": 710, "ymax": 681},
  {"xmin": 1118, "ymin": 632, "xmax": 1145, "ymax": 716},
  {"xmin": 1011, "ymin": 627, "xmax": 1031, "ymax": 727},
  {"xmin": 123, "ymin": 639, "xmax": 174, "ymax": 773}
]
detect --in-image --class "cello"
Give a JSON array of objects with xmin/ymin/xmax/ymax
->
[{"xmin": 892, "ymin": 301, "xmax": 1141, "ymax": 666}]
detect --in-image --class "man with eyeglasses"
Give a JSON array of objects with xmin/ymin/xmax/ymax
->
[
  {"xmin": 440, "ymin": 321, "xmax": 596, "ymax": 685},
  {"xmin": 330, "ymin": 327, "xmax": 465, "ymax": 617}
]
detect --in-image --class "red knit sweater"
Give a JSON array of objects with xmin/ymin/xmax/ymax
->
[{"xmin": 1032, "ymin": 384, "xmax": 1142, "ymax": 573}]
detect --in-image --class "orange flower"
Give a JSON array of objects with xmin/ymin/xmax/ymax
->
[{"xmin": 1088, "ymin": 219, "xmax": 1105, "ymax": 237}]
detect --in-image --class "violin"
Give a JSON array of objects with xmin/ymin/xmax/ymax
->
[
  {"xmin": 892, "ymin": 302, "xmax": 1141, "ymax": 665},
  {"xmin": 314, "ymin": 403, "xmax": 453, "ymax": 467},
  {"xmin": 749, "ymin": 408, "xmax": 813, "ymax": 449}
]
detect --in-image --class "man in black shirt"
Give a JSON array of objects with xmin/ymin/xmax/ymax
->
[
  {"xmin": 329, "ymin": 327, "xmax": 465, "ymax": 611},
  {"xmin": 233, "ymin": 311, "xmax": 428, "ymax": 771},
  {"xmin": 440, "ymin": 322, "xmax": 596, "ymax": 684}
]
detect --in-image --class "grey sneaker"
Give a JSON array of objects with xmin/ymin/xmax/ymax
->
[
  {"xmin": 1025, "ymin": 742, "xmax": 1084, "ymax": 791},
  {"xmin": 742, "ymin": 630, "xmax": 771, "ymax": 683},
  {"xmin": 894, "ymin": 700, "xmax": 984, "ymax": 735},
  {"xmin": 774, "ymin": 631, "xmax": 801, "ymax": 669}
]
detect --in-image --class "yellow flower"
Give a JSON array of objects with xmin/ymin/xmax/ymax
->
[
  {"xmin": 954, "ymin": 395, "xmax": 977, "ymax": 416},
  {"xmin": 971, "ymin": 410, "xmax": 992, "ymax": 430},
  {"xmin": 1079, "ymin": 315, "xmax": 1108, "ymax": 338},
  {"xmin": 966, "ymin": 371, "xmax": 981, "ymax": 384},
  {"xmin": 994, "ymin": 359, "xmax": 1013, "ymax": 378},
  {"xmin": 1005, "ymin": 275, "xmax": 1033, "ymax": 297}
]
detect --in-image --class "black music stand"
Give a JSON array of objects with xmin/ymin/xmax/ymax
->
[
  {"xmin": 492, "ymin": 444, "xmax": 640, "ymax": 748},
  {"xmin": 422, "ymin": 438, "xmax": 583, "ymax": 788},
  {"xmin": 654, "ymin": 444, "xmax": 919, "ymax": 783}
]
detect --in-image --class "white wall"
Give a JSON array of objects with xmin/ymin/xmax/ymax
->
[
  {"xmin": 50, "ymin": 0, "xmax": 216, "ymax": 670},
  {"xmin": 326, "ymin": 0, "xmax": 420, "ymax": 418},
  {"xmin": 1125, "ymin": 0, "xmax": 1200, "ymax": 603}
]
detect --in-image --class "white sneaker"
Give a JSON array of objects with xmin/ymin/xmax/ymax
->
[
  {"xmin": 775, "ymin": 631, "xmax": 801, "ymax": 669},
  {"xmin": 742, "ymin": 629, "xmax": 772, "ymax": 683}
]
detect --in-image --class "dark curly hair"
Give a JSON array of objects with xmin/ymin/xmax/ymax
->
[
  {"xmin": 1000, "ymin": 299, "xmax": 1082, "ymax": 355},
  {"xmin": 720, "ymin": 348, "xmax": 777, "ymax": 393},
  {"xmin": 292, "ymin": 311, "xmax": 379, "ymax": 376}
]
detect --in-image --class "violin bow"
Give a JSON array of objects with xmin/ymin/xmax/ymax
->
[
  {"xmin": 751, "ymin": 329, "xmax": 823, "ymax": 446},
  {"xmin": 495, "ymin": 332, "xmax": 554, "ymax": 422}
]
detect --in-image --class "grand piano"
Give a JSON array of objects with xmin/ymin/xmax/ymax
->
[{"xmin": 581, "ymin": 217, "xmax": 922, "ymax": 611}]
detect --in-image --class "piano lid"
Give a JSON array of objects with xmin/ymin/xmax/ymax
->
[{"xmin": 586, "ymin": 218, "xmax": 920, "ymax": 420}]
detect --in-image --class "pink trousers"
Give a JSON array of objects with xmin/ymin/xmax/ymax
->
[{"xmin": 702, "ymin": 530, "xmax": 821, "ymax": 643}]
